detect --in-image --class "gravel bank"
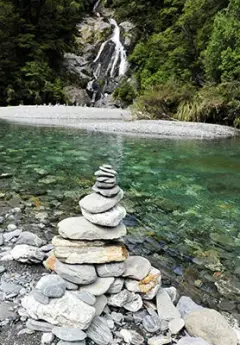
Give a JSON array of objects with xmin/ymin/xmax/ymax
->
[{"xmin": 0, "ymin": 105, "xmax": 239, "ymax": 139}]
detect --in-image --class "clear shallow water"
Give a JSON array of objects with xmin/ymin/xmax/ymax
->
[{"xmin": 0, "ymin": 120, "xmax": 240, "ymax": 305}]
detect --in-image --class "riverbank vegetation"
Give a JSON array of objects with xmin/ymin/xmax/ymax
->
[
  {"xmin": 110, "ymin": 0, "xmax": 240, "ymax": 127},
  {"xmin": 0, "ymin": 0, "xmax": 91, "ymax": 106}
]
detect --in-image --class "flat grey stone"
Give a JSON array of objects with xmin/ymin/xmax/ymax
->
[
  {"xmin": 95, "ymin": 169, "xmax": 115, "ymax": 178},
  {"xmin": 44, "ymin": 255, "xmax": 97, "ymax": 285},
  {"xmin": 22, "ymin": 291, "xmax": 95, "ymax": 329},
  {"xmin": 80, "ymin": 277, "xmax": 114, "ymax": 296},
  {"xmin": 53, "ymin": 237, "xmax": 128, "ymax": 264},
  {"xmin": 11, "ymin": 244, "xmax": 45, "ymax": 263},
  {"xmin": 92, "ymin": 185, "xmax": 120, "ymax": 197},
  {"xmin": 82, "ymin": 205, "xmax": 126, "ymax": 227},
  {"xmin": 0, "ymin": 234, "xmax": 3, "ymax": 246},
  {"xmin": 80, "ymin": 190, "xmax": 123, "ymax": 214},
  {"xmin": 176, "ymin": 296, "xmax": 204, "ymax": 318},
  {"xmin": 33, "ymin": 289, "xmax": 50, "ymax": 305},
  {"xmin": 0, "ymin": 301, "xmax": 17, "ymax": 321},
  {"xmin": 0, "ymin": 279, "xmax": 21, "ymax": 294},
  {"xmin": 36, "ymin": 274, "xmax": 67, "ymax": 298},
  {"xmin": 156, "ymin": 288, "xmax": 181, "ymax": 321},
  {"xmin": 96, "ymin": 262, "xmax": 126, "ymax": 277},
  {"xmin": 124, "ymin": 292, "xmax": 143, "ymax": 312},
  {"xmin": 0, "ymin": 266, "xmax": 6, "ymax": 274},
  {"xmin": 57, "ymin": 341, "xmax": 86, "ymax": 345},
  {"xmin": 41, "ymin": 332, "xmax": 55, "ymax": 344},
  {"xmin": 16, "ymin": 231, "xmax": 45, "ymax": 247},
  {"xmin": 108, "ymin": 289, "xmax": 143, "ymax": 312},
  {"xmin": 120, "ymin": 329, "xmax": 144, "ymax": 345},
  {"xmin": 107, "ymin": 277, "xmax": 124, "ymax": 294},
  {"xmin": 96, "ymin": 176, "xmax": 116, "ymax": 184},
  {"xmin": 3, "ymin": 229, "xmax": 22, "ymax": 242},
  {"xmin": 100, "ymin": 166, "xmax": 117, "ymax": 175},
  {"xmin": 95, "ymin": 181, "xmax": 116, "ymax": 189},
  {"xmin": 169, "ymin": 318, "xmax": 185, "ymax": 334},
  {"xmin": 26, "ymin": 319, "xmax": 54, "ymax": 332},
  {"xmin": 143, "ymin": 309, "xmax": 161, "ymax": 333},
  {"xmin": 87, "ymin": 316, "xmax": 113, "ymax": 345},
  {"xmin": 123, "ymin": 256, "xmax": 151, "ymax": 280},
  {"xmin": 64, "ymin": 280, "xmax": 78, "ymax": 290},
  {"xmin": 177, "ymin": 337, "xmax": 210, "ymax": 345},
  {"xmin": 74, "ymin": 291, "xmax": 96, "ymax": 305},
  {"xmin": 94, "ymin": 295, "xmax": 108, "ymax": 316},
  {"xmin": 148, "ymin": 334, "xmax": 172, "ymax": 345},
  {"xmin": 52, "ymin": 327, "xmax": 86, "ymax": 341},
  {"xmin": 58, "ymin": 216, "xmax": 126, "ymax": 241}
]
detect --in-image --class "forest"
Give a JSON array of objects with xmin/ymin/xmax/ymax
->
[{"xmin": 1, "ymin": 0, "xmax": 240, "ymax": 126}]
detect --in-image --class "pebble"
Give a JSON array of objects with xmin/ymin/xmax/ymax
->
[
  {"xmin": 41, "ymin": 332, "xmax": 55, "ymax": 344},
  {"xmin": 26, "ymin": 319, "xmax": 54, "ymax": 332},
  {"xmin": 148, "ymin": 334, "xmax": 172, "ymax": 345},
  {"xmin": 124, "ymin": 293, "xmax": 143, "ymax": 312},
  {"xmin": 123, "ymin": 256, "xmax": 151, "ymax": 280},
  {"xmin": 6, "ymin": 224, "xmax": 17, "ymax": 232},
  {"xmin": 33, "ymin": 289, "xmax": 50, "ymax": 305},
  {"xmin": 156, "ymin": 288, "xmax": 181, "ymax": 321},
  {"xmin": 143, "ymin": 310, "xmax": 161, "ymax": 333},
  {"xmin": 80, "ymin": 277, "xmax": 114, "ymax": 296},
  {"xmin": 87, "ymin": 316, "xmax": 113, "ymax": 345},
  {"xmin": 169, "ymin": 318, "xmax": 185, "ymax": 334},
  {"xmin": 3, "ymin": 229, "xmax": 22, "ymax": 242},
  {"xmin": 107, "ymin": 277, "xmax": 124, "ymax": 294},
  {"xmin": 36, "ymin": 274, "xmax": 67, "ymax": 298},
  {"xmin": 96, "ymin": 262, "xmax": 126, "ymax": 277},
  {"xmin": 16, "ymin": 231, "xmax": 45, "ymax": 247},
  {"xmin": 94, "ymin": 295, "xmax": 108, "ymax": 316},
  {"xmin": 75, "ymin": 291, "xmax": 96, "ymax": 306},
  {"xmin": 120, "ymin": 329, "xmax": 144, "ymax": 345},
  {"xmin": 11, "ymin": 244, "xmax": 45, "ymax": 263},
  {"xmin": 52, "ymin": 326, "xmax": 87, "ymax": 341}
]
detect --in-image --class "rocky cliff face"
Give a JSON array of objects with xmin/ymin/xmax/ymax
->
[{"xmin": 63, "ymin": 1, "xmax": 135, "ymax": 107}]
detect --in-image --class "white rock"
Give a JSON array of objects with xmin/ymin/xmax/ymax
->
[
  {"xmin": 120, "ymin": 329, "xmax": 144, "ymax": 345},
  {"xmin": 169, "ymin": 318, "xmax": 185, "ymax": 334},
  {"xmin": 123, "ymin": 256, "xmax": 151, "ymax": 280},
  {"xmin": 80, "ymin": 190, "xmax": 123, "ymax": 214},
  {"xmin": 41, "ymin": 332, "xmax": 55, "ymax": 344},
  {"xmin": 156, "ymin": 288, "xmax": 181, "ymax": 321},
  {"xmin": 148, "ymin": 334, "xmax": 172, "ymax": 345},
  {"xmin": 7, "ymin": 224, "xmax": 17, "ymax": 232},
  {"xmin": 177, "ymin": 337, "xmax": 210, "ymax": 345},
  {"xmin": 82, "ymin": 205, "xmax": 126, "ymax": 227},
  {"xmin": 22, "ymin": 291, "xmax": 95, "ymax": 329},
  {"xmin": 94, "ymin": 295, "xmax": 108, "ymax": 316},
  {"xmin": 80, "ymin": 277, "xmax": 114, "ymax": 296},
  {"xmin": 87, "ymin": 316, "xmax": 113, "ymax": 345},
  {"xmin": 58, "ymin": 217, "xmax": 126, "ymax": 241},
  {"xmin": 11, "ymin": 244, "xmax": 45, "ymax": 263}
]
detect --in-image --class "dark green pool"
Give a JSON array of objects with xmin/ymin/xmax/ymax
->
[{"xmin": 0, "ymin": 120, "xmax": 240, "ymax": 308}]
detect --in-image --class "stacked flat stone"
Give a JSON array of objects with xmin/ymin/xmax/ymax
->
[{"xmin": 21, "ymin": 165, "xmax": 168, "ymax": 345}]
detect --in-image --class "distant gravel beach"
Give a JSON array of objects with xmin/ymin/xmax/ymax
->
[{"xmin": 0, "ymin": 105, "xmax": 239, "ymax": 139}]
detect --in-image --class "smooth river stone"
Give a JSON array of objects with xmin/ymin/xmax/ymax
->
[
  {"xmin": 52, "ymin": 327, "xmax": 86, "ymax": 342},
  {"xmin": 95, "ymin": 181, "xmax": 116, "ymax": 189},
  {"xmin": 96, "ymin": 262, "xmax": 126, "ymax": 277},
  {"xmin": 74, "ymin": 291, "xmax": 96, "ymax": 305},
  {"xmin": 22, "ymin": 291, "xmax": 95, "ymax": 329},
  {"xmin": 92, "ymin": 185, "xmax": 120, "ymax": 197},
  {"xmin": 36, "ymin": 274, "xmax": 67, "ymax": 298},
  {"xmin": 87, "ymin": 316, "xmax": 113, "ymax": 345},
  {"xmin": 95, "ymin": 170, "xmax": 115, "ymax": 178},
  {"xmin": 58, "ymin": 216, "xmax": 126, "ymax": 241},
  {"xmin": 52, "ymin": 236, "xmax": 128, "ymax": 264},
  {"xmin": 107, "ymin": 278, "xmax": 124, "ymax": 294},
  {"xmin": 100, "ymin": 166, "xmax": 117, "ymax": 175},
  {"xmin": 123, "ymin": 256, "xmax": 151, "ymax": 280},
  {"xmin": 96, "ymin": 176, "xmax": 116, "ymax": 184},
  {"xmin": 80, "ymin": 190, "xmax": 123, "ymax": 214},
  {"xmin": 80, "ymin": 277, "xmax": 114, "ymax": 296},
  {"xmin": 156, "ymin": 288, "xmax": 181, "ymax": 321},
  {"xmin": 44, "ymin": 255, "xmax": 97, "ymax": 285},
  {"xmin": 108, "ymin": 289, "xmax": 143, "ymax": 312},
  {"xmin": 81, "ymin": 205, "xmax": 126, "ymax": 227}
]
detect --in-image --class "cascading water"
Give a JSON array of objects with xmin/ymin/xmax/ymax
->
[{"xmin": 86, "ymin": 1, "xmax": 128, "ymax": 106}]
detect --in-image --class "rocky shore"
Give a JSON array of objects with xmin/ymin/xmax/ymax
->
[
  {"xmin": 0, "ymin": 106, "xmax": 239, "ymax": 139},
  {"xmin": 0, "ymin": 165, "xmax": 239, "ymax": 345}
]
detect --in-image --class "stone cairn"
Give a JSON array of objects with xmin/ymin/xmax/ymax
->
[{"xmin": 21, "ymin": 164, "xmax": 184, "ymax": 345}]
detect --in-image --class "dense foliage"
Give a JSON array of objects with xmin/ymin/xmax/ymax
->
[
  {"xmin": 110, "ymin": 0, "xmax": 240, "ymax": 127},
  {"xmin": 0, "ymin": 0, "xmax": 91, "ymax": 105}
]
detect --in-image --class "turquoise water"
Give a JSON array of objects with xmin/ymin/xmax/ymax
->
[{"xmin": 0, "ymin": 120, "xmax": 240, "ymax": 303}]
